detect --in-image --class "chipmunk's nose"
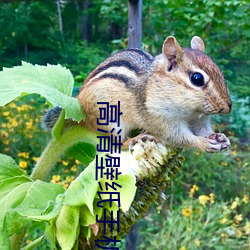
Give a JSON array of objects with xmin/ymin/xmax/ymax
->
[{"xmin": 219, "ymin": 101, "xmax": 232, "ymax": 114}]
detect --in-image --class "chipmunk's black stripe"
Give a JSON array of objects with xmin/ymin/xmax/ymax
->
[
  {"xmin": 91, "ymin": 60, "xmax": 140, "ymax": 79},
  {"xmin": 96, "ymin": 73, "xmax": 130, "ymax": 85},
  {"xmin": 125, "ymin": 48, "xmax": 154, "ymax": 62}
]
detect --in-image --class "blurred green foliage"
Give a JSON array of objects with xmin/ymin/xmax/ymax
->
[{"xmin": 0, "ymin": 0, "xmax": 249, "ymax": 248}]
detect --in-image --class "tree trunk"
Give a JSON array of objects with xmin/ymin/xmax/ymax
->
[
  {"xmin": 128, "ymin": 0, "xmax": 142, "ymax": 48},
  {"xmin": 56, "ymin": 0, "xmax": 63, "ymax": 36},
  {"xmin": 82, "ymin": 0, "xmax": 89, "ymax": 41},
  {"xmin": 125, "ymin": 224, "xmax": 137, "ymax": 250}
]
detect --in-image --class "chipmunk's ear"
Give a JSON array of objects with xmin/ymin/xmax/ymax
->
[
  {"xmin": 162, "ymin": 36, "xmax": 184, "ymax": 63},
  {"xmin": 191, "ymin": 36, "xmax": 205, "ymax": 52}
]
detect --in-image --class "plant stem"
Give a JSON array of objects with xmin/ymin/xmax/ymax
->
[{"xmin": 30, "ymin": 125, "xmax": 98, "ymax": 181}]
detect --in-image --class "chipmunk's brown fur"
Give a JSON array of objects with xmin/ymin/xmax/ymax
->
[
  {"xmin": 76, "ymin": 36, "xmax": 231, "ymax": 152},
  {"xmin": 44, "ymin": 36, "xmax": 231, "ymax": 152}
]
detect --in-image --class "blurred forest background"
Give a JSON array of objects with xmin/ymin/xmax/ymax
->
[{"xmin": 0, "ymin": 0, "xmax": 249, "ymax": 249}]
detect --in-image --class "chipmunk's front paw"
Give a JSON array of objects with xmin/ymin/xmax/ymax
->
[{"xmin": 206, "ymin": 133, "xmax": 230, "ymax": 152}]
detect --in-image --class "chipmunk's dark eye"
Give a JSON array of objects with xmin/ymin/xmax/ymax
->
[{"xmin": 190, "ymin": 72, "xmax": 204, "ymax": 87}]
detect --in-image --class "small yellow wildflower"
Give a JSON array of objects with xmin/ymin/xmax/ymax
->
[
  {"xmin": 244, "ymin": 221, "xmax": 250, "ymax": 234},
  {"xmin": 11, "ymin": 119, "xmax": 18, "ymax": 127},
  {"xmin": 221, "ymin": 232, "xmax": 227, "ymax": 238},
  {"xmin": 0, "ymin": 130, "xmax": 8, "ymax": 138},
  {"xmin": 71, "ymin": 165, "xmax": 77, "ymax": 172},
  {"xmin": 194, "ymin": 238, "xmax": 201, "ymax": 247},
  {"xmin": 209, "ymin": 193, "xmax": 215, "ymax": 204},
  {"xmin": 243, "ymin": 195, "xmax": 248, "ymax": 204},
  {"xmin": 75, "ymin": 159, "xmax": 81, "ymax": 165},
  {"xmin": 9, "ymin": 102, "xmax": 16, "ymax": 108},
  {"xmin": 182, "ymin": 207, "xmax": 192, "ymax": 217},
  {"xmin": 198, "ymin": 195, "xmax": 210, "ymax": 206},
  {"xmin": 234, "ymin": 214, "xmax": 243, "ymax": 224},
  {"xmin": 195, "ymin": 150, "xmax": 200, "ymax": 155},
  {"xmin": 18, "ymin": 152, "xmax": 30, "ymax": 159},
  {"xmin": 179, "ymin": 247, "xmax": 186, "ymax": 250},
  {"xmin": 66, "ymin": 176, "xmax": 75, "ymax": 182},
  {"xmin": 62, "ymin": 160, "xmax": 69, "ymax": 166},
  {"xmin": 232, "ymin": 150, "xmax": 237, "ymax": 156},
  {"xmin": 235, "ymin": 157, "xmax": 242, "ymax": 163},
  {"xmin": 26, "ymin": 121, "xmax": 33, "ymax": 129},
  {"xmin": 189, "ymin": 184, "xmax": 199, "ymax": 197},
  {"xmin": 220, "ymin": 217, "xmax": 228, "ymax": 224},
  {"xmin": 3, "ymin": 138, "xmax": 9, "ymax": 145},
  {"xmin": 32, "ymin": 157, "xmax": 39, "ymax": 162},
  {"xmin": 3, "ymin": 111, "xmax": 9, "ymax": 116},
  {"xmin": 236, "ymin": 229, "xmax": 243, "ymax": 237},
  {"xmin": 63, "ymin": 182, "xmax": 69, "ymax": 189},
  {"xmin": 51, "ymin": 175, "xmax": 61, "ymax": 183},
  {"xmin": 231, "ymin": 197, "xmax": 240, "ymax": 209},
  {"xmin": 221, "ymin": 162, "xmax": 228, "ymax": 167},
  {"xmin": 19, "ymin": 161, "xmax": 28, "ymax": 169}
]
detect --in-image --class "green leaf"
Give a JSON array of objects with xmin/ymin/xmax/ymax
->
[
  {"xmin": 100, "ymin": 174, "xmax": 136, "ymax": 212},
  {"xmin": 20, "ymin": 181, "xmax": 64, "ymax": 213},
  {"xmin": 0, "ymin": 176, "xmax": 31, "ymax": 201},
  {"xmin": 0, "ymin": 62, "xmax": 85, "ymax": 122},
  {"xmin": 79, "ymin": 201, "xmax": 103, "ymax": 227},
  {"xmin": 64, "ymin": 161, "xmax": 99, "ymax": 214},
  {"xmin": 21, "ymin": 235, "xmax": 45, "ymax": 250},
  {"xmin": 0, "ymin": 154, "xmax": 30, "ymax": 181},
  {"xmin": 56, "ymin": 205, "xmax": 80, "ymax": 250},
  {"xmin": 66, "ymin": 142, "xmax": 96, "ymax": 166},
  {"xmin": 52, "ymin": 109, "xmax": 66, "ymax": 139}
]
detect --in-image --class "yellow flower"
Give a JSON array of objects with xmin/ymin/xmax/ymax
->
[
  {"xmin": 0, "ymin": 130, "xmax": 8, "ymax": 138},
  {"xmin": 243, "ymin": 195, "xmax": 248, "ymax": 204},
  {"xmin": 194, "ymin": 238, "xmax": 201, "ymax": 247},
  {"xmin": 244, "ymin": 221, "xmax": 250, "ymax": 234},
  {"xmin": 209, "ymin": 193, "xmax": 215, "ymax": 204},
  {"xmin": 18, "ymin": 152, "xmax": 30, "ymax": 159},
  {"xmin": 9, "ymin": 102, "xmax": 16, "ymax": 108},
  {"xmin": 221, "ymin": 162, "xmax": 228, "ymax": 167},
  {"xmin": 189, "ymin": 184, "xmax": 199, "ymax": 197},
  {"xmin": 198, "ymin": 195, "xmax": 210, "ymax": 206},
  {"xmin": 179, "ymin": 247, "xmax": 186, "ymax": 250},
  {"xmin": 221, "ymin": 232, "xmax": 227, "ymax": 238},
  {"xmin": 231, "ymin": 198, "xmax": 240, "ymax": 209},
  {"xmin": 19, "ymin": 161, "xmax": 28, "ymax": 169},
  {"xmin": 51, "ymin": 175, "xmax": 61, "ymax": 183},
  {"xmin": 71, "ymin": 165, "xmax": 77, "ymax": 172},
  {"xmin": 26, "ymin": 121, "xmax": 33, "ymax": 129},
  {"xmin": 234, "ymin": 214, "xmax": 243, "ymax": 224},
  {"xmin": 75, "ymin": 159, "xmax": 81, "ymax": 165},
  {"xmin": 63, "ymin": 182, "xmax": 69, "ymax": 189},
  {"xmin": 236, "ymin": 229, "xmax": 243, "ymax": 237},
  {"xmin": 62, "ymin": 160, "xmax": 69, "ymax": 166},
  {"xmin": 11, "ymin": 119, "xmax": 18, "ymax": 127},
  {"xmin": 32, "ymin": 157, "xmax": 39, "ymax": 162},
  {"xmin": 232, "ymin": 150, "xmax": 237, "ymax": 156},
  {"xmin": 66, "ymin": 176, "xmax": 75, "ymax": 182},
  {"xmin": 182, "ymin": 207, "xmax": 192, "ymax": 217},
  {"xmin": 3, "ymin": 111, "xmax": 9, "ymax": 116},
  {"xmin": 220, "ymin": 217, "xmax": 228, "ymax": 224}
]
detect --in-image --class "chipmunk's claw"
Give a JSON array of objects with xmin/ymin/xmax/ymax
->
[
  {"xmin": 207, "ymin": 133, "xmax": 230, "ymax": 152},
  {"xmin": 129, "ymin": 134, "xmax": 156, "ymax": 153}
]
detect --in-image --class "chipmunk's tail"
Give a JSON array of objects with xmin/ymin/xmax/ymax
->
[{"xmin": 41, "ymin": 106, "xmax": 62, "ymax": 130}]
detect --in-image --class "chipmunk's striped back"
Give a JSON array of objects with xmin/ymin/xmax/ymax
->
[{"xmin": 83, "ymin": 48, "xmax": 155, "ymax": 89}]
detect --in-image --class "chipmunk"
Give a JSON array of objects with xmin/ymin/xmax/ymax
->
[{"xmin": 43, "ymin": 36, "xmax": 232, "ymax": 153}]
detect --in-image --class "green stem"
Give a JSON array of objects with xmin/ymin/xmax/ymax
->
[{"xmin": 30, "ymin": 125, "xmax": 99, "ymax": 181}]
